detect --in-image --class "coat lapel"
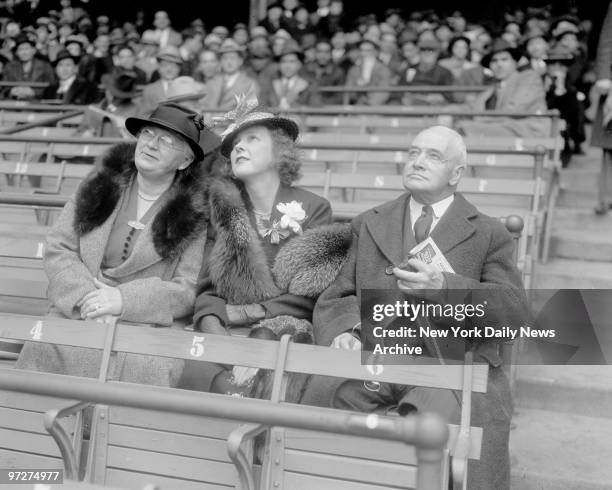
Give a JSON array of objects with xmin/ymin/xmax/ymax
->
[
  {"xmin": 429, "ymin": 193, "xmax": 477, "ymax": 255},
  {"xmin": 364, "ymin": 193, "xmax": 410, "ymax": 266},
  {"xmin": 79, "ymin": 197, "xmax": 122, "ymax": 274},
  {"xmin": 498, "ymin": 72, "xmax": 519, "ymax": 109}
]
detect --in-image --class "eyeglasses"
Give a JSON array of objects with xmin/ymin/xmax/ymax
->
[
  {"xmin": 139, "ymin": 127, "xmax": 185, "ymax": 152},
  {"xmin": 406, "ymin": 147, "xmax": 450, "ymax": 165}
]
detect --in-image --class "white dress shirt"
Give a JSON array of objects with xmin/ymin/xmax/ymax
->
[{"xmin": 409, "ymin": 195, "xmax": 455, "ymax": 235}]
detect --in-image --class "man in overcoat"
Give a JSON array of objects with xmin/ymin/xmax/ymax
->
[{"xmin": 312, "ymin": 126, "xmax": 528, "ymax": 490}]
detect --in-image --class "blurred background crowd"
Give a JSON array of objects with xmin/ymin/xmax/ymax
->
[{"xmin": 0, "ymin": 0, "xmax": 606, "ymax": 159}]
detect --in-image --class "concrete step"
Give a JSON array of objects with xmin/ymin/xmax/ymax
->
[
  {"xmin": 550, "ymin": 229, "xmax": 612, "ymax": 261},
  {"xmin": 557, "ymin": 188, "xmax": 599, "ymax": 208},
  {"xmin": 551, "ymin": 208, "xmax": 612, "ymax": 230},
  {"xmin": 510, "ymin": 408, "xmax": 612, "ymax": 490},
  {"xmin": 515, "ymin": 366, "xmax": 612, "ymax": 418},
  {"xmin": 534, "ymin": 259, "xmax": 612, "ymax": 289},
  {"xmin": 559, "ymin": 168, "xmax": 600, "ymax": 193}
]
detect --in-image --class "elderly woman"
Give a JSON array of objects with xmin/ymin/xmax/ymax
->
[
  {"xmin": 180, "ymin": 101, "xmax": 351, "ymax": 399},
  {"xmin": 16, "ymin": 103, "xmax": 221, "ymax": 386}
]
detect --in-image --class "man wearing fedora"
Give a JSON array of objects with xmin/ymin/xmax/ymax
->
[
  {"xmin": 345, "ymin": 35, "xmax": 392, "ymax": 105},
  {"xmin": 461, "ymin": 38, "xmax": 548, "ymax": 137},
  {"xmin": 201, "ymin": 39, "xmax": 259, "ymax": 111},
  {"xmin": 2, "ymin": 33, "xmax": 55, "ymax": 99},
  {"xmin": 42, "ymin": 49, "xmax": 96, "ymax": 104},
  {"xmin": 259, "ymin": 39, "xmax": 320, "ymax": 109},
  {"xmin": 139, "ymin": 45, "xmax": 183, "ymax": 117},
  {"xmin": 397, "ymin": 37, "xmax": 455, "ymax": 106},
  {"xmin": 78, "ymin": 71, "xmax": 141, "ymax": 138}
]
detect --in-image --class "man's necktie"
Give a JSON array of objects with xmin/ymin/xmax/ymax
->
[{"xmin": 413, "ymin": 205, "xmax": 434, "ymax": 243}]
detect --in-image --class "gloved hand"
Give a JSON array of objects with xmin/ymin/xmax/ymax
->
[{"xmin": 226, "ymin": 304, "xmax": 266, "ymax": 326}]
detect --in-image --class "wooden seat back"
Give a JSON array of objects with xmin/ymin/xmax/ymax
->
[{"xmin": 0, "ymin": 316, "xmax": 450, "ymax": 490}]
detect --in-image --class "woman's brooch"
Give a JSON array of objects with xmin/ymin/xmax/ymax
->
[{"xmin": 263, "ymin": 201, "xmax": 306, "ymax": 244}]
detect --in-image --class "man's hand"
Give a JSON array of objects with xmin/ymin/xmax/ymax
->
[
  {"xmin": 78, "ymin": 278, "xmax": 123, "ymax": 319},
  {"xmin": 331, "ymin": 332, "xmax": 362, "ymax": 350},
  {"xmin": 393, "ymin": 259, "xmax": 445, "ymax": 290}
]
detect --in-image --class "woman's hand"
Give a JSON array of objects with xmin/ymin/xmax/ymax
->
[
  {"xmin": 78, "ymin": 278, "xmax": 123, "ymax": 319},
  {"xmin": 226, "ymin": 304, "xmax": 266, "ymax": 325}
]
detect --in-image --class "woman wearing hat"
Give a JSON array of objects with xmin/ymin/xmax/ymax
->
[
  {"xmin": 181, "ymin": 100, "xmax": 350, "ymax": 400},
  {"xmin": 16, "ymin": 103, "xmax": 214, "ymax": 387}
]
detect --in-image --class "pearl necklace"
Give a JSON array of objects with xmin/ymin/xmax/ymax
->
[{"xmin": 137, "ymin": 190, "xmax": 163, "ymax": 202}]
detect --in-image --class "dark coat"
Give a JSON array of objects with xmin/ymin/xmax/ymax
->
[
  {"xmin": 397, "ymin": 63, "xmax": 455, "ymax": 104},
  {"xmin": 193, "ymin": 177, "xmax": 335, "ymax": 327},
  {"xmin": 2, "ymin": 57, "xmax": 56, "ymax": 98},
  {"xmin": 42, "ymin": 76, "xmax": 98, "ymax": 104},
  {"xmin": 312, "ymin": 192, "xmax": 528, "ymax": 490},
  {"xmin": 186, "ymin": 177, "xmax": 351, "ymax": 400},
  {"xmin": 304, "ymin": 61, "xmax": 346, "ymax": 104}
]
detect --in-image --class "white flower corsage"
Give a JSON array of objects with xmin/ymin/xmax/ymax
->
[{"xmin": 263, "ymin": 200, "xmax": 307, "ymax": 244}]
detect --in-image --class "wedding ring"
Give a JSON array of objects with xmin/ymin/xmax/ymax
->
[{"xmin": 364, "ymin": 380, "xmax": 381, "ymax": 392}]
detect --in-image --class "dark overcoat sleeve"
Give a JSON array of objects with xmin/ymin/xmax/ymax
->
[{"xmin": 312, "ymin": 215, "xmax": 363, "ymax": 346}]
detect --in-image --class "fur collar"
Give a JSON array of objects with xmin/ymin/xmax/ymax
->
[
  {"xmin": 207, "ymin": 177, "xmax": 352, "ymax": 304},
  {"xmin": 73, "ymin": 142, "xmax": 209, "ymax": 260}
]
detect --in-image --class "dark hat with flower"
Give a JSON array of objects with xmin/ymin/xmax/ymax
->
[
  {"xmin": 125, "ymin": 103, "xmax": 208, "ymax": 161},
  {"xmin": 217, "ymin": 95, "xmax": 299, "ymax": 157}
]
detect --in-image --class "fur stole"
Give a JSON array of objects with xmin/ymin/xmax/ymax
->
[
  {"xmin": 73, "ymin": 142, "xmax": 208, "ymax": 260},
  {"xmin": 207, "ymin": 177, "xmax": 352, "ymax": 403},
  {"xmin": 207, "ymin": 177, "xmax": 353, "ymax": 304}
]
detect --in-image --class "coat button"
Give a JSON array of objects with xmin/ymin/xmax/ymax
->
[
  {"xmin": 385, "ymin": 265, "xmax": 395, "ymax": 275},
  {"xmin": 126, "ymin": 236, "xmax": 131, "ymax": 242}
]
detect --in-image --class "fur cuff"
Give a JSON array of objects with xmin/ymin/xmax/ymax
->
[
  {"xmin": 253, "ymin": 315, "xmax": 314, "ymax": 344},
  {"xmin": 273, "ymin": 224, "xmax": 353, "ymax": 298}
]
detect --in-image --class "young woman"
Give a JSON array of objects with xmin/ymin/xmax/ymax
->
[{"xmin": 181, "ymin": 102, "xmax": 351, "ymax": 400}]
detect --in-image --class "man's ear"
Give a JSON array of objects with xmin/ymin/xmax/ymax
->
[{"xmin": 449, "ymin": 163, "xmax": 466, "ymax": 186}]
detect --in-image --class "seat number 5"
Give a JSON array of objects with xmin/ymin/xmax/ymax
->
[{"xmin": 190, "ymin": 336, "xmax": 205, "ymax": 357}]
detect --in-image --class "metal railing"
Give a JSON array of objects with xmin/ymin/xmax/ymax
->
[{"xmin": 0, "ymin": 367, "xmax": 449, "ymax": 490}]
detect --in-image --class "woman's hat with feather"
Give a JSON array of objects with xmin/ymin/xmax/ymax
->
[{"xmin": 216, "ymin": 95, "xmax": 299, "ymax": 157}]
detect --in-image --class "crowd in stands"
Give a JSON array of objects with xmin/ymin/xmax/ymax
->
[
  {"xmin": 4, "ymin": 4, "xmax": 602, "ymax": 488},
  {"xmin": 0, "ymin": 1, "xmax": 602, "ymax": 156}
]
